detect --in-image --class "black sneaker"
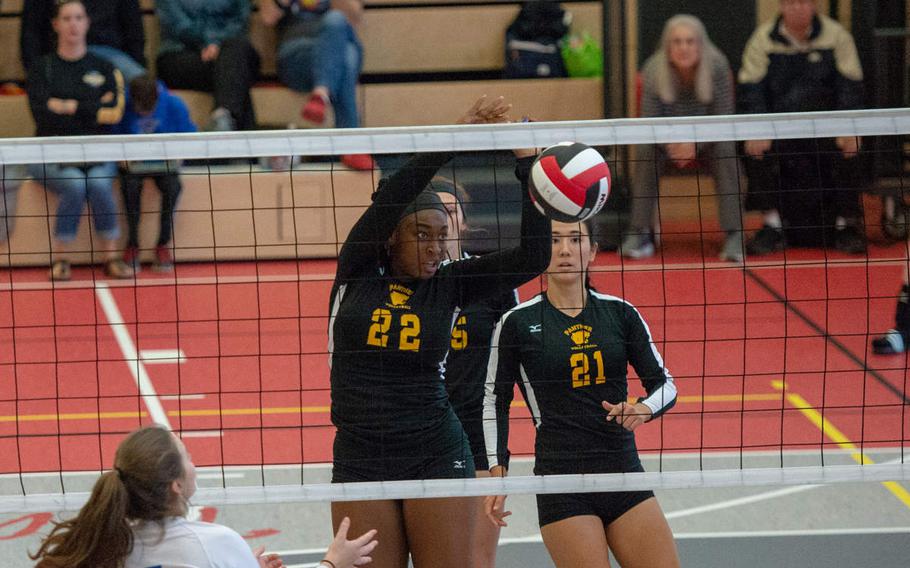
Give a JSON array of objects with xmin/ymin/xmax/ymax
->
[
  {"xmin": 833, "ymin": 226, "xmax": 867, "ymax": 254},
  {"xmin": 872, "ymin": 329, "xmax": 907, "ymax": 355},
  {"xmin": 746, "ymin": 225, "xmax": 785, "ymax": 256}
]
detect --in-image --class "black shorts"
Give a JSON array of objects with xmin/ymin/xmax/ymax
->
[
  {"xmin": 536, "ymin": 489, "xmax": 655, "ymax": 528},
  {"xmin": 332, "ymin": 410, "xmax": 475, "ymax": 483}
]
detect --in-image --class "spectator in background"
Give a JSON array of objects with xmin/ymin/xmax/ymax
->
[
  {"xmin": 26, "ymin": 0, "xmax": 133, "ymax": 281},
  {"xmin": 259, "ymin": 0, "xmax": 373, "ymax": 171},
  {"xmin": 155, "ymin": 0, "xmax": 261, "ymax": 131},
  {"xmin": 113, "ymin": 75, "xmax": 196, "ymax": 273},
  {"xmin": 0, "ymin": 165, "xmax": 27, "ymax": 244},
  {"xmin": 20, "ymin": 0, "xmax": 146, "ymax": 82},
  {"xmin": 739, "ymin": 0, "xmax": 865, "ymax": 255},
  {"xmin": 620, "ymin": 15, "xmax": 743, "ymax": 262}
]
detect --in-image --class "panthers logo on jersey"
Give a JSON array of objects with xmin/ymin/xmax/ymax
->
[
  {"xmin": 387, "ymin": 283, "xmax": 414, "ymax": 309},
  {"xmin": 564, "ymin": 324, "xmax": 595, "ymax": 350}
]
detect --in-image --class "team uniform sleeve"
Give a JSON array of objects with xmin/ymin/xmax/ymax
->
[
  {"xmin": 623, "ymin": 303, "xmax": 677, "ymax": 420},
  {"xmin": 482, "ymin": 311, "xmax": 522, "ymax": 470},
  {"xmin": 73, "ymin": 67, "xmax": 125, "ymax": 126},
  {"xmin": 335, "ymin": 151, "xmax": 453, "ymax": 283},
  {"xmin": 438, "ymin": 156, "xmax": 551, "ymax": 304}
]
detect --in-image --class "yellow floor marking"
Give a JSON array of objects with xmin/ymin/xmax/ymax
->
[
  {"xmin": 0, "ymin": 393, "xmax": 781, "ymax": 424},
  {"xmin": 771, "ymin": 380, "xmax": 910, "ymax": 510}
]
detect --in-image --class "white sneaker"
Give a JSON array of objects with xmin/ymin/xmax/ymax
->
[
  {"xmin": 620, "ymin": 233, "xmax": 655, "ymax": 259},
  {"xmin": 720, "ymin": 233, "xmax": 744, "ymax": 263}
]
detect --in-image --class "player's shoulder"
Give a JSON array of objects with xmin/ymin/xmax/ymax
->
[{"xmin": 499, "ymin": 293, "xmax": 544, "ymax": 325}]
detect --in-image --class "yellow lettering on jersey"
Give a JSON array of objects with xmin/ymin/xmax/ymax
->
[
  {"xmin": 400, "ymin": 313, "xmax": 421, "ymax": 351},
  {"xmin": 570, "ymin": 352, "xmax": 590, "ymax": 388},
  {"xmin": 387, "ymin": 283, "xmax": 414, "ymax": 309},
  {"xmin": 571, "ymin": 350, "xmax": 606, "ymax": 388},
  {"xmin": 563, "ymin": 323, "xmax": 596, "ymax": 350},
  {"xmin": 451, "ymin": 315, "xmax": 468, "ymax": 350},
  {"xmin": 367, "ymin": 308, "xmax": 392, "ymax": 347}
]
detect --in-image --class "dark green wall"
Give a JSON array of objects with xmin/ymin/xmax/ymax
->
[{"xmin": 636, "ymin": 1, "xmax": 758, "ymax": 73}]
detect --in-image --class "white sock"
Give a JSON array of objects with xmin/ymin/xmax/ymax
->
[{"xmin": 763, "ymin": 210, "xmax": 782, "ymax": 229}]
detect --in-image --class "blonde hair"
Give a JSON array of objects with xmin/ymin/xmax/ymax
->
[{"xmin": 652, "ymin": 14, "xmax": 724, "ymax": 105}]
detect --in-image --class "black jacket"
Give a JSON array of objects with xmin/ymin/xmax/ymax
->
[{"xmin": 20, "ymin": 0, "xmax": 146, "ymax": 72}]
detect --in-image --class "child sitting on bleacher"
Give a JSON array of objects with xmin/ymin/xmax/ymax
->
[{"xmin": 113, "ymin": 74, "xmax": 196, "ymax": 272}]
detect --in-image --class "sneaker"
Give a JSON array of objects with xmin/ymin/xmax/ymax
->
[
  {"xmin": 104, "ymin": 259, "xmax": 135, "ymax": 279},
  {"xmin": 49, "ymin": 260, "xmax": 71, "ymax": 282},
  {"xmin": 833, "ymin": 225, "xmax": 867, "ymax": 254},
  {"xmin": 872, "ymin": 329, "xmax": 907, "ymax": 355},
  {"xmin": 746, "ymin": 225, "xmax": 785, "ymax": 256},
  {"xmin": 153, "ymin": 245, "xmax": 174, "ymax": 272},
  {"xmin": 619, "ymin": 233, "xmax": 655, "ymax": 259},
  {"xmin": 122, "ymin": 245, "xmax": 140, "ymax": 273},
  {"xmin": 719, "ymin": 232, "xmax": 745, "ymax": 263},
  {"xmin": 208, "ymin": 107, "xmax": 236, "ymax": 132},
  {"xmin": 301, "ymin": 93, "xmax": 328, "ymax": 125},
  {"xmin": 341, "ymin": 154, "xmax": 376, "ymax": 171}
]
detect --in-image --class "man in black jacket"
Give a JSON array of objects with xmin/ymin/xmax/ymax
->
[
  {"xmin": 20, "ymin": 0, "xmax": 146, "ymax": 81},
  {"xmin": 738, "ymin": 0, "xmax": 865, "ymax": 254}
]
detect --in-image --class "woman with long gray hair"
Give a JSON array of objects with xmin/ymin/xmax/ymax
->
[{"xmin": 620, "ymin": 14, "xmax": 744, "ymax": 262}]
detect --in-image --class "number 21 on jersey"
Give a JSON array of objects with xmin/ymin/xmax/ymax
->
[
  {"xmin": 570, "ymin": 351, "xmax": 605, "ymax": 388},
  {"xmin": 366, "ymin": 308, "xmax": 421, "ymax": 351}
]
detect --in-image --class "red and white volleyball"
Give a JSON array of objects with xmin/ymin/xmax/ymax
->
[{"xmin": 529, "ymin": 142, "xmax": 611, "ymax": 223}]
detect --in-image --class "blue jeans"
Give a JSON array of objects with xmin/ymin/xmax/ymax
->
[
  {"xmin": 277, "ymin": 10, "xmax": 363, "ymax": 129},
  {"xmin": 88, "ymin": 45, "xmax": 146, "ymax": 82},
  {"xmin": 1, "ymin": 164, "xmax": 26, "ymax": 242},
  {"xmin": 27, "ymin": 162, "xmax": 121, "ymax": 243}
]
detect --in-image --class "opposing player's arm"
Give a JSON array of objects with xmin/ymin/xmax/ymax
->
[{"xmin": 624, "ymin": 303, "xmax": 677, "ymax": 420}]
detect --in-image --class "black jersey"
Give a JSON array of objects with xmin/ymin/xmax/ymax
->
[
  {"xmin": 328, "ymin": 152, "xmax": 550, "ymax": 477},
  {"xmin": 445, "ymin": 261, "xmax": 519, "ymax": 470},
  {"xmin": 484, "ymin": 290, "xmax": 677, "ymax": 475},
  {"xmin": 27, "ymin": 52, "xmax": 125, "ymax": 137}
]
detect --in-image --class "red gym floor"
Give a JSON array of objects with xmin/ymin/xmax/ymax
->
[{"xmin": 0, "ymin": 227, "xmax": 908, "ymax": 475}]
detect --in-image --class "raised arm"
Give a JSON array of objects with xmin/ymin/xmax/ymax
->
[
  {"xmin": 482, "ymin": 312, "xmax": 521, "ymax": 473},
  {"xmin": 335, "ymin": 151, "xmax": 454, "ymax": 282},
  {"xmin": 440, "ymin": 154, "xmax": 551, "ymax": 304}
]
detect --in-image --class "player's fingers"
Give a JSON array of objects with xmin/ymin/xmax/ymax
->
[
  {"xmin": 335, "ymin": 516, "xmax": 351, "ymax": 541},
  {"xmin": 352, "ymin": 528, "xmax": 378, "ymax": 546}
]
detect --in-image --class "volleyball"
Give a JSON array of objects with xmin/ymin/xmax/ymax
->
[{"xmin": 528, "ymin": 142, "xmax": 611, "ymax": 223}]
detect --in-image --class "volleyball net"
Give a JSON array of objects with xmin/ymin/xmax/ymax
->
[{"xmin": 0, "ymin": 108, "xmax": 908, "ymax": 514}]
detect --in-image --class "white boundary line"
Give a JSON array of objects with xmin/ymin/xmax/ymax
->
[
  {"xmin": 140, "ymin": 349, "xmax": 187, "ymax": 364},
  {"xmin": 0, "ymin": 257, "xmax": 904, "ymax": 292},
  {"xmin": 95, "ymin": 283, "xmax": 171, "ymax": 429}
]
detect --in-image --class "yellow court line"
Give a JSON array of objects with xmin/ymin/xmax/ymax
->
[
  {"xmin": 771, "ymin": 380, "xmax": 910, "ymax": 510},
  {"xmin": 0, "ymin": 393, "xmax": 781, "ymax": 424}
]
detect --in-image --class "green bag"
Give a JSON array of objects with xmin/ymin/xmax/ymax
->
[{"xmin": 561, "ymin": 32, "xmax": 603, "ymax": 78}]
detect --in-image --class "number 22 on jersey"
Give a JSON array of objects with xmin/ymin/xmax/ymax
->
[{"xmin": 366, "ymin": 308, "xmax": 421, "ymax": 351}]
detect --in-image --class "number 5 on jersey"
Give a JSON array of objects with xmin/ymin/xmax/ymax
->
[{"xmin": 367, "ymin": 308, "xmax": 421, "ymax": 351}]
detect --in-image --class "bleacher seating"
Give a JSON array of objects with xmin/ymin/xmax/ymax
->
[{"xmin": 0, "ymin": 0, "xmax": 604, "ymax": 131}]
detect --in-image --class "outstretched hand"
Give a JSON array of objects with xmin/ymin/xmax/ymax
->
[
  {"xmin": 324, "ymin": 516, "xmax": 379, "ymax": 568},
  {"xmin": 253, "ymin": 546, "xmax": 285, "ymax": 568},
  {"xmin": 603, "ymin": 400, "xmax": 652, "ymax": 432},
  {"xmin": 457, "ymin": 95, "xmax": 513, "ymax": 125}
]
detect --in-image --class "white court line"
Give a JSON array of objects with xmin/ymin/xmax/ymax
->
[
  {"xmin": 0, "ymin": 256, "xmax": 904, "ymax": 291},
  {"xmin": 140, "ymin": 349, "xmax": 187, "ymax": 364},
  {"xmin": 277, "ymin": 526, "xmax": 910, "ymax": 558},
  {"xmin": 95, "ymin": 283, "xmax": 171, "ymax": 430},
  {"xmin": 160, "ymin": 394, "xmax": 207, "ymax": 401},
  {"xmin": 664, "ymin": 456, "xmax": 908, "ymax": 520},
  {"xmin": 180, "ymin": 430, "xmax": 224, "ymax": 438}
]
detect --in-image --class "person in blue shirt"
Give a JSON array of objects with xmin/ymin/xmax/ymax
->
[{"xmin": 113, "ymin": 74, "xmax": 196, "ymax": 272}]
